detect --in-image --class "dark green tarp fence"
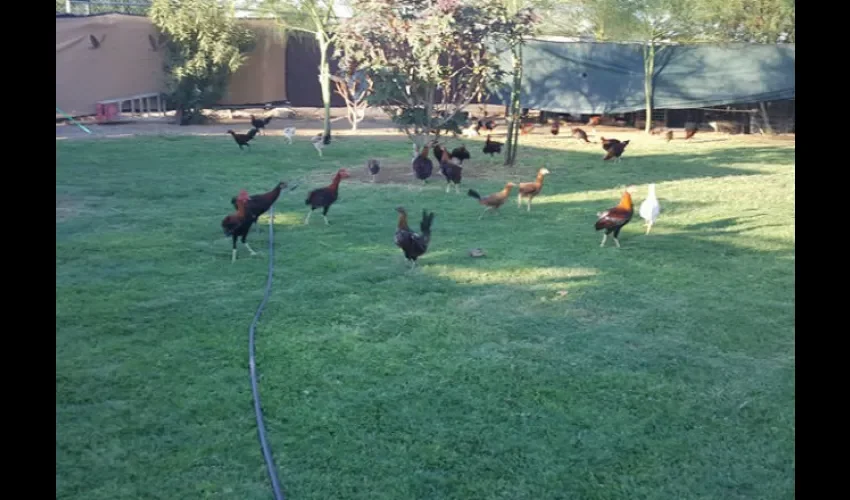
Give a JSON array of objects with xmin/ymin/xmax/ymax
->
[{"xmin": 495, "ymin": 40, "xmax": 795, "ymax": 114}]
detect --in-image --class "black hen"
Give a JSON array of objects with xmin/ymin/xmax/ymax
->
[
  {"xmin": 438, "ymin": 149, "xmax": 463, "ymax": 193},
  {"xmin": 366, "ymin": 159, "xmax": 380, "ymax": 182},
  {"xmin": 227, "ymin": 128, "xmax": 258, "ymax": 149},
  {"xmin": 394, "ymin": 206, "xmax": 435, "ymax": 269},
  {"xmin": 250, "ymin": 114, "xmax": 273, "ymax": 134},
  {"xmin": 450, "ymin": 145, "xmax": 470, "ymax": 164},
  {"xmin": 483, "ymin": 135, "xmax": 502, "ymax": 156},
  {"xmin": 412, "ymin": 144, "xmax": 434, "ymax": 182}
]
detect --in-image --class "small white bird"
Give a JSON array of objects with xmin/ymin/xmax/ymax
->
[
  {"xmin": 311, "ymin": 133, "xmax": 325, "ymax": 156},
  {"xmin": 639, "ymin": 183, "xmax": 661, "ymax": 235},
  {"xmin": 282, "ymin": 127, "xmax": 296, "ymax": 144}
]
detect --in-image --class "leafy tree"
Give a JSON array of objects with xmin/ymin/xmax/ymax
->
[
  {"xmin": 256, "ymin": 0, "xmax": 340, "ymax": 142},
  {"xmin": 334, "ymin": 0, "xmax": 535, "ymax": 150},
  {"xmin": 696, "ymin": 0, "xmax": 794, "ymax": 43},
  {"xmin": 149, "ymin": 0, "xmax": 254, "ymax": 125}
]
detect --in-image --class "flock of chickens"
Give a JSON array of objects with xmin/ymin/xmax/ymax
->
[{"xmin": 221, "ymin": 113, "xmax": 664, "ymax": 266}]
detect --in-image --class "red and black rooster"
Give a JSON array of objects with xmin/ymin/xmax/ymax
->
[
  {"xmin": 221, "ymin": 189, "xmax": 257, "ymax": 263},
  {"xmin": 595, "ymin": 186, "xmax": 636, "ymax": 248},
  {"xmin": 304, "ymin": 168, "xmax": 351, "ymax": 225},
  {"xmin": 231, "ymin": 181, "xmax": 290, "ymax": 232}
]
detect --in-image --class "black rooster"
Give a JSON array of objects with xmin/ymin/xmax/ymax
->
[
  {"xmin": 450, "ymin": 145, "xmax": 471, "ymax": 164},
  {"xmin": 394, "ymin": 206, "xmax": 435, "ymax": 269},
  {"xmin": 250, "ymin": 114, "xmax": 273, "ymax": 134},
  {"xmin": 227, "ymin": 128, "xmax": 258, "ymax": 149}
]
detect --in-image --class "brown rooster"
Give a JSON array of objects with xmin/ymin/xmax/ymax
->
[
  {"xmin": 571, "ymin": 127, "xmax": 591, "ymax": 143},
  {"xmin": 227, "ymin": 128, "xmax": 258, "ymax": 150},
  {"xmin": 516, "ymin": 167, "xmax": 551, "ymax": 212},
  {"xmin": 603, "ymin": 140, "xmax": 630, "ymax": 162},
  {"xmin": 482, "ymin": 135, "xmax": 502, "ymax": 157},
  {"xmin": 221, "ymin": 189, "xmax": 257, "ymax": 263},
  {"xmin": 394, "ymin": 206, "xmax": 435, "ymax": 269},
  {"xmin": 550, "ymin": 119, "xmax": 560, "ymax": 136},
  {"xmin": 684, "ymin": 125, "xmax": 698, "ymax": 140},
  {"xmin": 587, "ymin": 116, "xmax": 601, "ymax": 134},
  {"xmin": 439, "ymin": 149, "xmax": 463, "ymax": 193},
  {"xmin": 304, "ymin": 168, "xmax": 351, "ymax": 225},
  {"xmin": 412, "ymin": 144, "xmax": 434, "ymax": 183},
  {"xmin": 665, "ymin": 130, "xmax": 674, "ymax": 142},
  {"xmin": 520, "ymin": 122, "xmax": 535, "ymax": 135},
  {"xmin": 595, "ymin": 186, "xmax": 636, "ymax": 248},
  {"xmin": 467, "ymin": 182, "xmax": 515, "ymax": 219}
]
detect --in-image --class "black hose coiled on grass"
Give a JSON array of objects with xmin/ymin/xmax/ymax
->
[{"xmin": 249, "ymin": 184, "xmax": 297, "ymax": 500}]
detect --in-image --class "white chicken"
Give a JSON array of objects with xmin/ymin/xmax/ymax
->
[
  {"xmin": 639, "ymin": 183, "xmax": 661, "ymax": 235},
  {"xmin": 282, "ymin": 127, "xmax": 296, "ymax": 144}
]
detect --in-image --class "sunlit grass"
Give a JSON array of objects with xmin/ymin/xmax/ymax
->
[{"xmin": 57, "ymin": 130, "xmax": 794, "ymax": 500}]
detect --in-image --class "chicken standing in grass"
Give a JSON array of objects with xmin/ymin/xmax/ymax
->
[
  {"xmin": 394, "ymin": 206, "xmax": 435, "ymax": 269},
  {"xmin": 571, "ymin": 127, "xmax": 591, "ymax": 143},
  {"xmin": 516, "ymin": 167, "xmax": 551, "ymax": 211},
  {"xmin": 304, "ymin": 168, "xmax": 351, "ymax": 225},
  {"xmin": 250, "ymin": 114, "xmax": 273, "ymax": 134},
  {"xmin": 366, "ymin": 159, "xmax": 380, "ymax": 182},
  {"xmin": 468, "ymin": 182, "xmax": 515, "ymax": 219},
  {"xmin": 439, "ymin": 149, "xmax": 463, "ymax": 193},
  {"xmin": 231, "ymin": 181, "xmax": 289, "ymax": 231},
  {"xmin": 595, "ymin": 186, "xmax": 636, "ymax": 248},
  {"xmin": 603, "ymin": 139, "xmax": 630, "ymax": 162},
  {"xmin": 221, "ymin": 189, "xmax": 257, "ymax": 263},
  {"xmin": 311, "ymin": 133, "xmax": 330, "ymax": 156},
  {"xmin": 450, "ymin": 145, "xmax": 471, "ymax": 164},
  {"xmin": 639, "ymin": 183, "xmax": 661, "ymax": 234},
  {"xmin": 227, "ymin": 128, "xmax": 258, "ymax": 150},
  {"xmin": 665, "ymin": 130, "xmax": 673, "ymax": 142},
  {"xmin": 483, "ymin": 135, "xmax": 502, "ymax": 157},
  {"xmin": 412, "ymin": 144, "xmax": 434, "ymax": 183},
  {"xmin": 282, "ymin": 127, "xmax": 296, "ymax": 144}
]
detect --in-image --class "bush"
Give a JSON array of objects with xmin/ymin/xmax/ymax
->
[{"xmin": 149, "ymin": 0, "xmax": 254, "ymax": 125}]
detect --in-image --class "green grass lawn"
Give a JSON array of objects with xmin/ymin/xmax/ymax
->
[{"xmin": 56, "ymin": 130, "xmax": 795, "ymax": 500}]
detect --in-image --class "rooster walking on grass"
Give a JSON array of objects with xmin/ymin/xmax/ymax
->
[
  {"xmin": 394, "ymin": 206, "xmax": 435, "ymax": 269},
  {"xmin": 595, "ymin": 186, "xmax": 636, "ymax": 248}
]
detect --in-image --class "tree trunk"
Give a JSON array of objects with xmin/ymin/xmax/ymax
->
[
  {"xmin": 504, "ymin": 42, "xmax": 524, "ymax": 166},
  {"xmin": 318, "ymin": 34, "xmax": 332, "ymax": 143},
  {"xmin": 643, "ymin": 42, "xmax": 656, "ymax": 134},
  {"xmin": 758, "ymin": 101, "xmax": 774, "ymax": 134}
]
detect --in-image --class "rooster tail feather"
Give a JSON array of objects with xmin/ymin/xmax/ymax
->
[
  {"xmin": 420, "ymin": 210, "xmax": 435, "ymax": 234},
  {"xmin": 467, "ymin": 189, "xmax": 481, "ymax": 200}
]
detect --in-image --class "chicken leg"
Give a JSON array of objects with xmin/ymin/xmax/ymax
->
[
  {"xmin": 600, "ymin": 233, "xmax": 607, "ymax": 247},
  {"xmin": 644, "ymin": 222, "xmax": 653, "ymax": 235},
  {"xmin": 304, "ymin": 209, "xmax": 313, "ymax": 224},
  {"xmin": 527, "ymin": 198, "xmax": 533, "ymax": 212},
  {"xmin": 244, "ymin": 243, "xmax": 258, "ymax": 256},
  {"xmin": 479, "ymin": 206, "xmax": 493, "ymax": 219},
  {"xmin": 232, "ymin": 249, "xmax": 238, "ymax": 263},
  {"xmin": 517, "ymin": 192, "xmax": 523, "ymax": 208}
]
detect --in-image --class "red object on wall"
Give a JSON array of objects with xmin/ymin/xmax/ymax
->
[{"xmin": 95, "ymin": 102, "xmax": 120, "ymax": 122}]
